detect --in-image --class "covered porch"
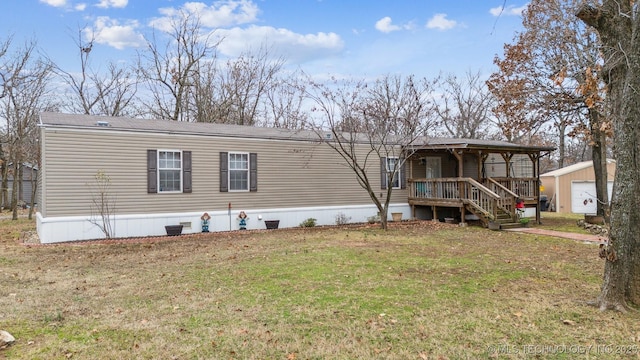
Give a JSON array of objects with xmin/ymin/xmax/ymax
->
[{"xmin": 405, "ymin": 139, "xmax": 554, "ymax": 228}]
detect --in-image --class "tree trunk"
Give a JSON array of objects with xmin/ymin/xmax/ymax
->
[
  {"xmin": 10, "ymin": 162, "xmax": 19, "ymax": 220},
  {"xmin": 600, "ymin": 84, "xmax": 640, "ymax": 309},
  {"xmin": 28, "ymin": 167, "xmax": 37, "ymax": 220},
  {"xmin": 589, "ymin": 109, "xmax": 609, "ymax": 219},
  {"xmin": 577, "ymin": 0, "xmax": 637, "ymax": 310},
  {"xmin": 557, "ymin": 118, "xmax": 566, "ymax": 168},
  {"xmin": 0, "ymin": 146, "xmax": 7, "ymax": 212}
]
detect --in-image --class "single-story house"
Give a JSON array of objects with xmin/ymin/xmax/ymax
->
[
  {"xmin": 540, "ymin": 159, "xmax": 616, "ymax": 214},
  {"xmin": 37, "ymin": 112, "xmax": 554, "ymax": 243}
]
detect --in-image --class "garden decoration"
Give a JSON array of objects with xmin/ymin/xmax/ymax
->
[
  {"xmin": 238, "ymin": 211, "xmax": 248, "ymax": 230},
  {"xmin": 201, "ymin": 212, "xmax": 211, "ymax": 232}
]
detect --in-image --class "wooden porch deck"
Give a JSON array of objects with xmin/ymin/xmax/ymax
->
[{"xmin": 407, "ymin": 177, "xmax": 539, "ymax": 226}]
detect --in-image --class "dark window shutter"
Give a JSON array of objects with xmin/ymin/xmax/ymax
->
[
  {"xmin": 220, "ymin": 152, "xmax": 228, "ymax": 192},
  {"xmin": 183, "ymin": 151, "xmax": 192, "ymax": 193},
  {"xmin": 147, "ymin": 150, "xmax": 157, "ymax": 193},
  {"xmin": 380, "ymin": 157, "xmax": 387, "ymax": 190},
  {"xmin": 249, "ymin": 153, "xmax": 258, "ymax": 192},
  {"xmin": 401, "ymin": 160, "xmax": 407, "ymax": 189}
]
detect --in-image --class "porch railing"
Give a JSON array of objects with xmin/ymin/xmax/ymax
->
[
  {"xmin": 408, "ymin": 177, "xmax": 461, "ymax": 201},
  {"xmin": 489, "ymin": 177, "xmax": 538, "ymax": 199},
  {"xmin": 409, "ymin": 178, "xmax": 502, "ymax": 220}
]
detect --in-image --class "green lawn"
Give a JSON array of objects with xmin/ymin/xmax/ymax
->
[{"xmin": 0, "ymin": 216, "xmax": 638, "ymax": 359}]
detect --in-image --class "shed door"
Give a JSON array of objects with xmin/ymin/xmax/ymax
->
[{"xmin": 571, "ymin": 181, "xmax": 614, "ymax": 214}]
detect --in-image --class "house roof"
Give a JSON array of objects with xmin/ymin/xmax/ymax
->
[
  {"xmin": 39, "ymin": 112, "xmax": 555, "ymax": 153},
  {"xmin": 540, "ymin": 159, "xmax": 616, "ymax": 178}
]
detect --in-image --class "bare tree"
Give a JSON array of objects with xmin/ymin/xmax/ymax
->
[
  {"xmin": 191, "ymin": 46, "xmax": 288, "ymax": 125},
  {"xmin": 190, "ymin": 57, "xmax": 220, "ymax": 122},
  {"xmin": 0, "ymin": 35, "xmax": 13, "ymax": 212},
  {"xmin": 0, "ymin": 39, "xmax": 53, "ymax": 220},
  {"xmin": 217, "ymin": 47, "xmax": 285, "ymax": 125},
  {"xmin": 263, "ymin": 71, "xmax": 308, "ymax": 129},
  {"xmin": 88, "ymin": 170, "xmax": 116, "ymax": 239},
  {"xmin": 55, "ymin": 27, "xmax": 139, "ymax": 117},
  {"xmin": 433, "ymin": 70, "xmax": 495, "ymax": 139},
  {"xmin": 306, "ymin": 74, "xmax": 436, "ymax": 229},
  {"xmin": 138, "ymin": 11, "xmax": 219, "ymax": 121},
  {"xmin": 577, "ymin": 0, "xmax": 639, "ymax": 312}
]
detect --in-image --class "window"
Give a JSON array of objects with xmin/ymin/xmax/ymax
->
[
  {"xmin": 220, "ymin": 152, "xmax": 257, "ymax": 192},
  {"xmin": 158, "ymin": 151, "xmax": 182, "ymax": 192},
  {"xmin": 147, "ymin": 150, "xmax": 192, "ymax": 194},
  {"xmin": 386, "ymin": 157, "xmax": 401, "ymax": 189},
  {"xmin": 381, "ymin": 156, "xmax": 405, "ymax": 190},
  {"xmin": 229, "ymin": 152, "xmax": 249, "ymax": 191}
]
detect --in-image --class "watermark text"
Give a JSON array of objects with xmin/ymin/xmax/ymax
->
[{"xmin": 486, "ymin": 344, "xmax": 639, "ymax": 356}]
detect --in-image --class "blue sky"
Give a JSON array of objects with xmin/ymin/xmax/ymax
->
[{"xmin": 0, "ymin": 0, "xmax": 527, "ymax": 79}]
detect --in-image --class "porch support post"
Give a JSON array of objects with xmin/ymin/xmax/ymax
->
[
  {"xmin": 432, "ymin": 206, "xmax": 438, "ymax": 222},
  {"xmin": 480, "ymin": 152, "xmax": 489, "ymax": 179},
  {"xmin": 452, "ymin": 150, "xmax": 463, "ymax": 177},
  {"xmin": 452, "ymin": 151, "xmax": 465, "ymax": 199},
  {"xmin": 527, "ymin": 153, "xmax": 539, "ymax": 178},
  {"xmin": 409, "ymin": 153, "xmax": 414, "ymax": 179},
  {"xmin": 501, "ymin": 153, "xmax": 513, "ymax": 178},
  {"xmin": 529, "ymin": 152, "xmax": 541, "ymax": 224}
]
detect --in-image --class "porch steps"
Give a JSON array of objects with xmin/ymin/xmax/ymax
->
[
  {"xmin": 487, "ymin": 208, "xmax": 525, "ymax": 230},
  {"xmin": 499, "ymin": 222, "xmax": 527, "ymax": 230}
]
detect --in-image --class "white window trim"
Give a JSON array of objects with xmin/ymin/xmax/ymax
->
[
  {"xmin": 228, "ymin": 151, "xmax": 250, "ymax": 192},
  {"xmin": 158, "ymin": 149, "xmax": 183, "ymax": 193},
  {"xmin": 386, "ymin": 156, "xmax": 402, "ymax": 190}
]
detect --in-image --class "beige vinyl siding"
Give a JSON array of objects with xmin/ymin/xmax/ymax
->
[{"xmin": 41, "ymin": 127, "xmax": 407, "ymax": 217}]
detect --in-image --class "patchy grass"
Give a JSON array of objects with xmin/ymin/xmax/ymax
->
[
  {"xmin": 538, "ymin": 212, "xmax": 594, "ymax": 234},
  {"xmin": 0, "ymin": 216, "xmax": 638, "ymax": 359}
]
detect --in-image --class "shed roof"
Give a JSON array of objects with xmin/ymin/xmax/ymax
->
[
  {"xmin": 540, "ymin": 159, "xmax": 616, "ymax": 178},
  {"xmin": 39, "ymin": 112, "xmax": 555, "ymax": 152}
]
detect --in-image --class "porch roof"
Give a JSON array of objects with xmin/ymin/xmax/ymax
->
[{"xmin": 410, "ymin": 137, "xmax": 556, "ymax": 153}]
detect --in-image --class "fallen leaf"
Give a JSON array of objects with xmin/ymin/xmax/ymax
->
[{"xmin": 562, "ymin": 319, "xmax": 575, "ymax": 326}]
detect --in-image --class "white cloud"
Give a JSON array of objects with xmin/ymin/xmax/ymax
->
[
  {"xmin": 142, "ymin": 0, "xmax": 341, "ymax": 64},
  {"xmin": 40, "ymin": 0, "xmax": 88, "ymax": 11},
  {"xmin": 489, "ymin": 4, "xmax": 527, "ymax": 17},
  {"xmin": 90, "ymin": 16, "xmax": 145, "ymax": 49},
  {"xmin": 375, "ymin": 17, "xmax": 401, "ymax": 33},
  {"xmin": 96, "ymin": 0, "xmax": 128, "ymax": 9},
  {"xmin": 151, "ymin": 0, "xmax": 259, "ymax": 32},
  {"xmin": 39, "ymin": 0, "xmax": 67, "ymax": 7},
  {"xmin": 215, "ymin": 25, "xmax": 343, "ymax": 63},
  {"xmin": 375, "ymin": 16, "xmax": 416, "ymax": 33},
  {"xmin": 426, "ymin": 13, "xmax": 457, "ymax": 31}
]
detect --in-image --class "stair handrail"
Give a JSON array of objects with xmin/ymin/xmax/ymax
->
[
  {"xmin": 461, "ymin": 178, "xmax": 500, "ymax": 221},
  {"xmin": 485, "ymin": 178, "xmax": 519, "ymax": 220},
  {"xmin": 485, "ymin": 178, "xmax": 518, "ymax": 198}
]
